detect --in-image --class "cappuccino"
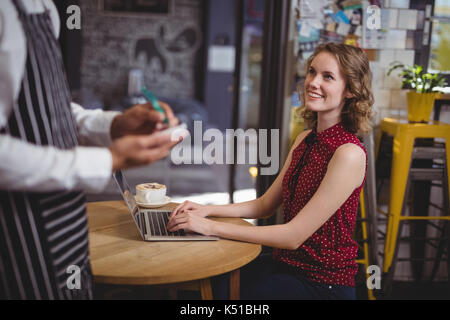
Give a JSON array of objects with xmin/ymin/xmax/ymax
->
[{"xmin": 136, "ymin": 183, "xmax": 166, "ymax": 203}]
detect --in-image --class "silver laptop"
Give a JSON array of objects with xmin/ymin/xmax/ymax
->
[{"xmin": 113, "ymin": 170, "xmax": 219, "ymax": 241}]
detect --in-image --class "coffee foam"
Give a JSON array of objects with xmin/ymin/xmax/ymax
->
[{"xmin": 136, "ymin": 183, "xmax": 165, "ymax": 190}]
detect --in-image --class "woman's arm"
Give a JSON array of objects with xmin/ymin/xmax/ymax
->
[
  {"xmin": 168, "ymin": 143, "xmax": 366, "ymax": 250},
  {"xmin": 170, "ymin": 130, "xmax": 312, "ymax": 220},
  {"xmin": 254, "ymin": 130, "xmax": 312, "ymax": 218}
]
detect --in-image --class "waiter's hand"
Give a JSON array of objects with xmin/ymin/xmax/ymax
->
[
  {"xmin": 109, "ymin": 131, "xmax": 182, "ymax": 171},
  {"xmin": 110, "ymin": 101, "xmax": 179, "ymax": 140}
]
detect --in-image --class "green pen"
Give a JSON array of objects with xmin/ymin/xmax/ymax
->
[{"xmin": 141, "ymin": 86, "xmax": 169, "ymax": 124}]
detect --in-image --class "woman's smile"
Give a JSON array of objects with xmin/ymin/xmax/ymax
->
[{"xmin": 307, "ymin": 91, "xmax": 325, "ymax": 100}]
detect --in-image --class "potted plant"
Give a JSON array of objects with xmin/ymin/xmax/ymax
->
[{"xmin": 387, "ymin": 62, "xmax": 447, "ymax": 122}]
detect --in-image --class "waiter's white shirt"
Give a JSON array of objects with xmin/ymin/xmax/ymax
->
[{"xmin": 0, "ymin": 0, "xmax": 119, "ymax": 192}]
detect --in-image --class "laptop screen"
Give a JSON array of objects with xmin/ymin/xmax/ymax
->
[{"xmin": 112, "ymin": 170, "xmax": 143, "ymax": 237}]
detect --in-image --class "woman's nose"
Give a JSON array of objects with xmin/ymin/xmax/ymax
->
[{"xmin": 308, "ymin": 76, "xmax": 320, "ymax": 89}]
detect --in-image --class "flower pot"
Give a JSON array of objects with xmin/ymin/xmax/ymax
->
[{"xmin": 406, "ymin": 91, "xmax": 437, "ymax": 123}]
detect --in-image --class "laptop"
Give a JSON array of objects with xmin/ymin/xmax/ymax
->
[{"xmin": 113, "ymin": 170, "xmax": 219, "ymax": 241}]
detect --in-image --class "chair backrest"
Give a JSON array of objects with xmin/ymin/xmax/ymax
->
[{"xmin": 363, "ymin": 131, "xmax": 379, "ymax": 268}]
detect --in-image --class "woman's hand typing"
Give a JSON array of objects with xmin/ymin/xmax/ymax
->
[{"xmin": 167, "ymin": 201, "xmax": 214, "ymax": 234}]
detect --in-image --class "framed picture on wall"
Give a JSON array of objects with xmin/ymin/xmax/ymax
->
[{"xmin": 100, "ymin": 0, "xmax": 172, "ymax": 16}]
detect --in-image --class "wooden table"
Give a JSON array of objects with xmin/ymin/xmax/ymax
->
[{"xmin": 86, "ymin": 201, "xmax": 261, "ymax": 299}]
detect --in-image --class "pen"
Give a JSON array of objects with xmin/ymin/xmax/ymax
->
[{"xmin": 141, "ymin": 86, "xmax": 169, "ymax": 124}]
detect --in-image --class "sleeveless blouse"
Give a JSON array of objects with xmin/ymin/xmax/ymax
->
[{"xmin": 273, "ymin": 122, "xmax": 366, "ymax": 287}]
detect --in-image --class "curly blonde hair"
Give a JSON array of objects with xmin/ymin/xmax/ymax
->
[{"xmin": 299, "ymin": 43, "xmax": 374, "ymax": 135}]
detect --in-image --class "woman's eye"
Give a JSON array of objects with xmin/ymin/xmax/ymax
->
[{"xmin": 324, "ymin": 74, "xmax": 334, "ymax": 80}]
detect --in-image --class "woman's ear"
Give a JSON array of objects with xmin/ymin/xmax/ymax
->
[{"xmin": 344, "ymin": 90, "xmax": 354, "ymax": 99}]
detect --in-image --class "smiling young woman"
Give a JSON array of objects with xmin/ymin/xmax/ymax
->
[
  {"xmin": 301, "ymin": 42, "xmax": 373, "ymax": 135},
  {"xmin": 167, "ymin": 43, "xmax": 374, "ymax": 300}
]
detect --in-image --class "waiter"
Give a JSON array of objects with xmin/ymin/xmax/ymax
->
[{"xmin": 0, "ymin": 0, "xmax": 180, "ymax": 299}]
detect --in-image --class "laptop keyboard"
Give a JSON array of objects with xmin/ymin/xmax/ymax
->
[{"xmin": 142, "ymin": 210, "xmax": 185, "ymax": 237}]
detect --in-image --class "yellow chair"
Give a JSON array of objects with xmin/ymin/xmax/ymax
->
[
  {"xmin": 375, "ymin": 118, "xmax": 450, "ymax": 275},
  {"xmin": 355, "ymin": 190, "xmax": 376, "ymax": 300}
]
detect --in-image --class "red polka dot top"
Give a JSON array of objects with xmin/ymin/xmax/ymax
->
[{"xmin": 273, "ymin": 122, "xmax": 366, "ymax": 287}]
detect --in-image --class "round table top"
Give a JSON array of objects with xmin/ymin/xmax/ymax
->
[{"xmin": 86, "ymin": 201, "xmax": 262, "ymax": 285}]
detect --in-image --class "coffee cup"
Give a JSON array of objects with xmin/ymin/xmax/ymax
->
[{"xmin": 135, "ymin": 183, "xmax": 166, "ymax": 204}]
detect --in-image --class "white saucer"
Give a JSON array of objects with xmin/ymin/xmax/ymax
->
[{"xmin": 135, "ymin": 196, "xmax": 171, "ymax": 208}]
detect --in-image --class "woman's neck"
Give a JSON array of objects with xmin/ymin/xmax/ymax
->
[{"xmin": 316, "ymin": 116, "xmax": 341, "ymax": 133}]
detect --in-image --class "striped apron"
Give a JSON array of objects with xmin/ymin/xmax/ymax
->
[{"xmin": 0, "ymin": 0, "xmax": 93, "ymax": 299}]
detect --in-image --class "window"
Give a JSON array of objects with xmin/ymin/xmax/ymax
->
[{"xmin": 428, "ymin": 0, "xmax": 450, "ymax": 74}]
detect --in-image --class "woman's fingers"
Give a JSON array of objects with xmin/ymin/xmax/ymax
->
[
  {"xmin": 169, "ymin": 223, "xmax": 187, "ymax": 232},
  {"xmin": 170, "ymin": 204, "xmax": 182, "ymax": 218},
  {"xmin": 170, "ymin": 201, "xmax": 189, "ymax": 219},
  {"xmin": 167, "ymin": 212, "xmax": 189, "ymax": 231},
  {"xmin": 167, "ymin": 211, "xmax": 212, "ymax": 235}
]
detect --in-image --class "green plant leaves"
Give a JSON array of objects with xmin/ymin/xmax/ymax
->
[{"xmin": 386, "ymin": 62, "xmax": 448, "ymax": 93}]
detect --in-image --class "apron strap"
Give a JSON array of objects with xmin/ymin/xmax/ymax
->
[
  {"xmin": 11, "ymin": 0, "xmax": 28, "ymax": 16},
  {"xmin": 11, "ymin": 0, "xmax": 51, "ymax": 16}
]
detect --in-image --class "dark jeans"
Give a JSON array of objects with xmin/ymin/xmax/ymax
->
[{"xmin": 212, "ymin": 253, "xmax": 356, "ymax": 300}]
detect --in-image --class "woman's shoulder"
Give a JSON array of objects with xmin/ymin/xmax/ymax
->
[
  {"xmin": 332, "ymin": 131, "xmax": 367, "ymax": 166},
  {"xmin": 343, "ymin": 133, "xmax": 367, "ymax": 157},
  {"xmin": 332, "ymin": 142, "xmax": 367, "ymax": 187},
  {"xmin": 334, "ymin": 143, "xmax": 366, "ymax": 162},
  {"xmin": 331, "ymin": 125, "xmax": 367, "ymax": 154}
]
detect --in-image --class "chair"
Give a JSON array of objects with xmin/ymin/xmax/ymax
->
[{"xmin": 375, "ymin": 118, "xmax": 450, "ymax": 294}]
